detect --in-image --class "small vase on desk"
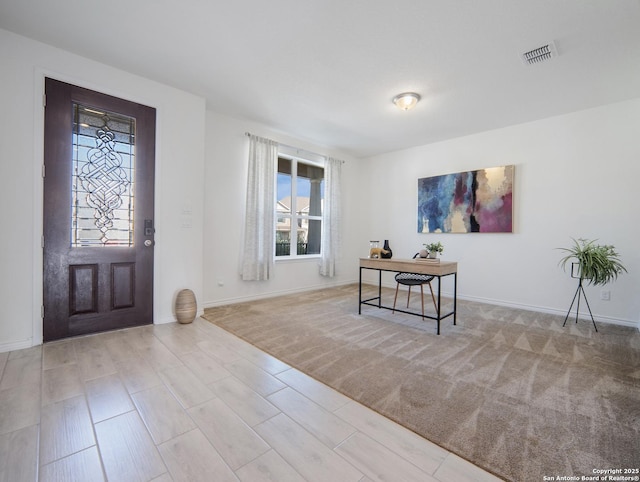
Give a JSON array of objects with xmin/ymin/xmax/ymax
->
[{"xmin": 381, "ymin": 240, "xmax": 393, "ymax": 259}]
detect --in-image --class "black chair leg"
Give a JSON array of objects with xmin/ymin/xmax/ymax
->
[{"xmin": 392, "ymin": 283, "xmax": 400, "ymax": 313}]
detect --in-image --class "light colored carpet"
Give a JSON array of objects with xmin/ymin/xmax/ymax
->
[{"xmin": 203, "ymin": 284, "xmax": 640, "ymax": 482}]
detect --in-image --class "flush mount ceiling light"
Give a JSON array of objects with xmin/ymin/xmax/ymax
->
[{"xmin": 393, "ymin": 92, "xmax": 421, "ymax": 111}]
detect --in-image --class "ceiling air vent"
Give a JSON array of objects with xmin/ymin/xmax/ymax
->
[{"xmin": 521, "ymin": 41, "xmax": 557, "ymax": 65}]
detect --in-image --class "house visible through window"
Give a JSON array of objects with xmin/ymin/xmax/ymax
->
[{"xmin": 276, "ymin": 155, "xmax": 324, "ymax": 257}]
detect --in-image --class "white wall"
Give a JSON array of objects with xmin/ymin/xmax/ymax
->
[
  {"xmin": 2, "ymin": 27, "xmax": 637, "ymax": 354},
  {"xmin": 202, "ymin": 111, "xmax": 363, "ymax": 306},
  {"xmin": 0, "ymin": 29, "xmax": 206, "ymax": 352},
  {"xmin": 361, "ymin": 99, "xmax": 640, "ymax": 327}
]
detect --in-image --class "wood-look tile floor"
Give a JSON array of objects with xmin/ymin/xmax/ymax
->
[{"xmin": 0, "ymin": 318, "xmax": 503, "ymax": 481}]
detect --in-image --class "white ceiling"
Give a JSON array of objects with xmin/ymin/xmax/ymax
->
[{"xmin": 2, "ymin": 0, "xmax": 640, "ymax": 158}]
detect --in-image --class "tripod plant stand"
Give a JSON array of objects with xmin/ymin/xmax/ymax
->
[
  {"xmin": 558, "ymin": 239, "xmax": 627, "ymax": 333},
  {"xmin": 562, "ymin": 263, "xmax": 597, "ymax": 332}
]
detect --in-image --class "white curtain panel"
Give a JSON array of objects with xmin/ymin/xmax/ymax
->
[
  {"xmin": 320, "ymin": 157, "xmax": 342, "ymax": 277},
  {"xmin": 241, "ymin": 135, "xmax": 278, "ymax": 280}
]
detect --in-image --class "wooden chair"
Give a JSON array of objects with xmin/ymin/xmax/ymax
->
[{"xmin": 392, "ymin": 272, "xmax": 437, "ymax": 318}]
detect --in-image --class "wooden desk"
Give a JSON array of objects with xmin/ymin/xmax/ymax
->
[{"xmin": 359, "ymin": 258, "xmax": 458, "ymax": 335}]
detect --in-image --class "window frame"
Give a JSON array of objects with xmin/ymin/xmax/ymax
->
[{"xmin": 275, "ymin": 151, "xmax": 325, "ymax": 260}]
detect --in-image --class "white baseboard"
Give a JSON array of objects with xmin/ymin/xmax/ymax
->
[
  {"xmin": 0, "ymin": 338, "xmax": 34, "ymax": 354},
  {"xmin": 456, "ymin": 293, "xmax": 638, "ymax": 329},
  {"xmin": 154, "ymin": 309, "xmax": 205, "ymax": 325},
  {"xmin": 154, "ymin": 316, "xmax": 176, "ymax": 325},
  {"xmin": 202, "ymin": 280, "xmax": 355, "ymax": 309},
  {"xmin": 370, "ymin": 280, "xmax": 639, "ymax": 330}
]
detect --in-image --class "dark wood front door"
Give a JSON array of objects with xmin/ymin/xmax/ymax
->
[{"xmin": 43, "ymin": 78, "xmax": 156, "ymax": 341}]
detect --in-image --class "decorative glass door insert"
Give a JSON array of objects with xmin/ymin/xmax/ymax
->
[{"xmin": 72, "ymin": 104, "xmax": 135, "ymax": 247}]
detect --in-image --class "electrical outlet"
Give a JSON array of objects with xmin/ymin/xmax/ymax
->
[{"xmin": 600, "ymin": 290, "xmax": 610, "ymax": 301}]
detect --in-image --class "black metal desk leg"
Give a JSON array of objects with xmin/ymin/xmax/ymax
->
[
  {"xmin": 358, "ymin": 267, "xmax": 363, "ymax": 314},
  {"xmin": 436, "ymin": 275, "xmax": 442, "ymax": 335},
  {"xmin": 453, "ymin": 272, "xmax": 457, "ymax": 325},
  {"xmin": 378, "ymin": 269, "xmax": 382, "ymax": 308}
]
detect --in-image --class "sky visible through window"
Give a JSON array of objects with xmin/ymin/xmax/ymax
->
[{"xmin": 278, "ymin": 175, "xmax": 324, "ymax": 201}]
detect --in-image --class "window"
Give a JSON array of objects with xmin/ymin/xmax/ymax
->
[{"xmin": 276, "ymin": 155, "xmax": 324, "ymax": 257}]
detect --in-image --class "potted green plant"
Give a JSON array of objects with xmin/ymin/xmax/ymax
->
[
  {"xmin": 424, "ymin": 241, "xmax": 444, "ymax": 259},
  {"xmin": 558, "ymin": 238, "xmax": 627, "ymax": 332},
  {"xmin": 558, "ymin": 238, "xmax": 627, "ymax": 285}
]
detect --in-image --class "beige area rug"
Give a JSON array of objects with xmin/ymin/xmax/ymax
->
[{"xmin": 203, "ymin": 284, "xmax": 640, "ymax": 482}]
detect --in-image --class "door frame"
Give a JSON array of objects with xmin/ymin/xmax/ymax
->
[{"xmin": 32, "ymin": 72, "xmax": 159, "ymax": 346}]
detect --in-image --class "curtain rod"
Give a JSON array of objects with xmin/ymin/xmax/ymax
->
[{"xmin": 245, "ymin": 132, "xmax": 344, "ymax": 163}]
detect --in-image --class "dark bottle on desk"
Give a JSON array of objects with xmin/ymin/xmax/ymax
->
[{"xmin": 381, "ymin": 239, "xmax": 393, "ymax": 258}]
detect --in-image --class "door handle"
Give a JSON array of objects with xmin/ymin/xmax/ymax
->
[{"xmin": 144, "ymin": 219, "xmax": 154, "ymax": 236}]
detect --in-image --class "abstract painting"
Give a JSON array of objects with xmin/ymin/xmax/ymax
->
[{"xmin": 417, "ymin": 165, "xmax": 514, "ymax": 233}]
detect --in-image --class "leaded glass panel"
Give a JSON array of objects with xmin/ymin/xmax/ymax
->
[{"xmin": 71, "ymin": 104, "xmax": 135, "ymax": 247}]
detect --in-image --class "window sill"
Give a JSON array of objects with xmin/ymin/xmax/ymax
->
[{"xmin": 275, "ymin": 255, "xmax": 321, "ymax": 263}]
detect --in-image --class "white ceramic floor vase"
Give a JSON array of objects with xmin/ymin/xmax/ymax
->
[{"xmin": 175, "ymin": 289, "xmax": 197, "ymax": 324}]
